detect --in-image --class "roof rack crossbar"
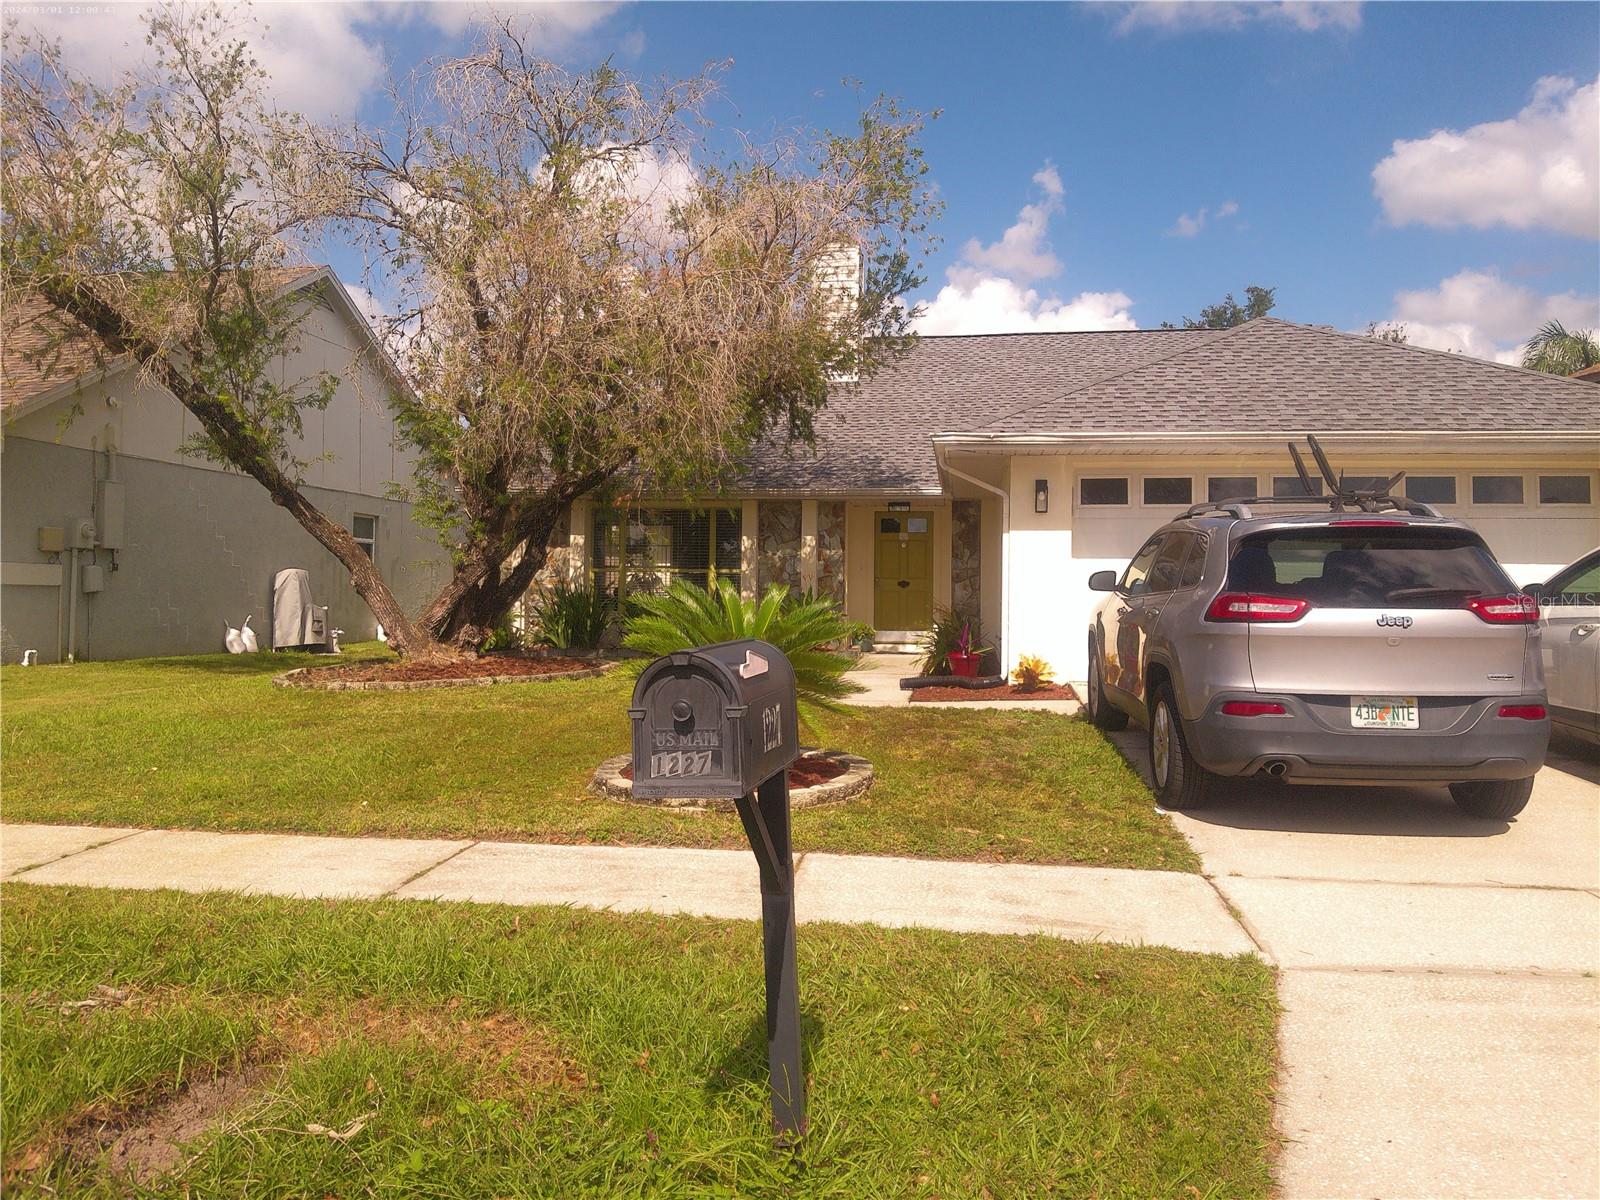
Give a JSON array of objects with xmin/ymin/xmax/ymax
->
[{"xmin": 1183, "ymin": 493, "xmax": 1441, "ymax": 519}]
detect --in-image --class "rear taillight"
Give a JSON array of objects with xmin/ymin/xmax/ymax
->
[
  {"xmin": 1333, "ymin": 519, "xmax": 1406, "ymax": 527},
  {"xmin": 1220, "ymin": 700, "xmax": 1288, "ymax": 717},
  {"xmin": 1205, "ymin": 593, "xmax": 1312, "ymax": 623},
  {"xmin": 1497, "ymin": 704, "xmax": 1547, "ymax": 720},
  {"xmin": 1466, "ymin": 594, "xmax": 1539, "ymax": 625}
]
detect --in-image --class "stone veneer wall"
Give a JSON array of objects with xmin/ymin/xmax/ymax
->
[
  {"xmin": 817, "ymin": 501, "xmax": 846, "ymax": 605},
  {"xmin": 757, "ymin": 500, "xmax": 803, "ymax": 592},
  {"xmin": 951, "ymin": 499, "xmax": 982, "ymax": 618},
  {"xmin": 512, "ymin": 510, "xmax": 572, "ymax": 635}
]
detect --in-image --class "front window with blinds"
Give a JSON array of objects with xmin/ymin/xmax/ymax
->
[{"xmin": 592, "ymin": 507, "xmax": 742, "ymax": 596}]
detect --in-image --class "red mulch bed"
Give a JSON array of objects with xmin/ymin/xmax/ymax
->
[
  {"xmin": 909, "ymin": 682, "xmax": 1079, "ymax": 703},
  {"xmin": 620, "ymin": 753, "xmax": 849, "ymax": 790},
  {"xmin": 302, "ymin": 655, "xmax": 598, "ymax": 684}
]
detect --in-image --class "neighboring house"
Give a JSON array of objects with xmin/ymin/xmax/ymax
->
[
  {"xmin": 554, "ymin": 314, "xmax": 1600, "ymax": 680},
  {"xmin": 1, "ymin": 267, "xmax": 449, "ymax": 663},
  {"xmin": 1571, "ymin": 363, "xmax": 1600, "ymax": 383}
]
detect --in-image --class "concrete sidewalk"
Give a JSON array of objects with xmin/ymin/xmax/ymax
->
[
  {"xmin": 0, "ymin": 823, "xmax": 1252, "ymax": 956},
  {"xmin": 1110, "ymin": 730, "xmax": 1600, "ymax": 1200}
]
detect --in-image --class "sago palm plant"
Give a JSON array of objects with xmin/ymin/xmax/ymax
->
[{"xmin": 623, "ymin": 580, "xmax": 864, "ymax": 713}]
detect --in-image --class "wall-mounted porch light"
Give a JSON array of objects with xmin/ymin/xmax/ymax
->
[{"xmin": 1034, "ymin": 479, "xmax": 1049, "ymax": 514}]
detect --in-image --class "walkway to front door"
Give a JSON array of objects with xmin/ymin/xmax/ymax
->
[{"xmin": 874, "ymin": 510, "xmax": 933, "ymax": 631}]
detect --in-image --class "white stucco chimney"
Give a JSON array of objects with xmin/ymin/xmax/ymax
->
[{"xmin": 816, "ymin": 241, "xmax": 863, "ymax": 383}]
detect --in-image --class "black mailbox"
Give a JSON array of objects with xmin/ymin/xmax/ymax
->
[
  {"xmin": 629, "ymin": 639, "xmax": 800, "ymax": 801},
  {"xmin": 629, "ymin": 638, "xmax": 808, "ymax": 1143}
]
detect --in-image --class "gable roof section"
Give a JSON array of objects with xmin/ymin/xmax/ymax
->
[
  {"xmin": 737, "ymin": 318, "xmax": 1600, "ymax": 494},
  {"xmin": 1, "ymin": 266, "xmax": 406, "ymax": 418},
  {"xmin": 972, "ymin": 317, "xmax": 1600, "ymax": 436},
  {"xmin": 735, "ymin": 328, "xmax": 1211, "ymax": 493}
]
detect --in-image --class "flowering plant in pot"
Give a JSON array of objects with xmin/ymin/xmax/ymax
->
[
  {"xmin": 917, "ymin": 607, "xmax": 991, "ymax": 678},
  {"xmin": 947, "ymin": 622, "xmax": 991, "ymax": 677}
]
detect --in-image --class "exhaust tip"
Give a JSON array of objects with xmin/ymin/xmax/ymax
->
[{"xmin": 1263, "ymin": 760, "xmax": 1289, "ymax": 778}]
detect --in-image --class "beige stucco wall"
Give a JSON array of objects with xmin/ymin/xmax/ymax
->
[
  {"xmin": 994, "ymin": 449, "xmax": 1600, "ymax": 682},
  {"xmin": 0, "ymin": 290, "xmax": 450, "ymax": 662},
  {"xmin": 4, "ymin": 294, "xmax": 414, "ymax": 495}
]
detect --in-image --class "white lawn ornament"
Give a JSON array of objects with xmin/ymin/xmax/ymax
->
[
  {"xmin": 240, "ymin": 615, "xmax": 259, "ymax": 653},
  {"xmin": 224, "ymin": 620, "xmax": 246, "ymax": 654}
]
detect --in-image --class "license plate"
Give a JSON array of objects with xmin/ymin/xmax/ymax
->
[{"xmin": 1350, "ymin": 697, "xmax": 1419, "ymax": 729}]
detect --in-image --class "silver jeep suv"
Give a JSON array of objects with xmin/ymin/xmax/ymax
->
[{"xmin": 1085, "ymin": 489, "xmax": 1550, "ymax": 820}]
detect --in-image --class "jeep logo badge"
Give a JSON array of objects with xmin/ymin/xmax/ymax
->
[{"xmin": 1376, "ymin": 614, "xmax": 1414, "ymax": 629}]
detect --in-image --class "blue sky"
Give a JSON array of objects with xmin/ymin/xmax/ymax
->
[{"xmin": 20, "ymin": 1, "xmax": 1600, "ymax": 362}]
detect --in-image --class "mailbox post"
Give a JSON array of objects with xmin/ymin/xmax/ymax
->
[{"xmin": 629, "ymin": 639, "xmax": 806, "ymax": 1142}]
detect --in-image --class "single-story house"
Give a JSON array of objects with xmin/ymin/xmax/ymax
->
[
  {"xmin": 557, "ymin": 315, "xmax": 1600, "ymax": 681},
  {"xmin": 1, "ymin": 267, "xmax": 450, "ymax": 663}
]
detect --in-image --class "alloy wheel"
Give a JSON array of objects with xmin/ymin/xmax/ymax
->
[{"xmin": 1152, "ymin": 702, "xmax": 1172, "ymax": 788}]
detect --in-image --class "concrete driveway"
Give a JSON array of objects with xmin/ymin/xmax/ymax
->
[{"xmin": 1113, "ymin": 729, "xmax": 1600, "ymax": 1199}]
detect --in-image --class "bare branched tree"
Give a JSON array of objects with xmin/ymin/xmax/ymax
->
[
  {"xmin": 4, "ymin": 5, "xmax": 940, "ymax": 655},
  {"xmin": 295, "ymin": 20, "xmax": 940, "ymax": 650}
]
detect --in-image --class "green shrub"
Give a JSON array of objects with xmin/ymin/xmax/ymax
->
[
  {"xmin": 481, "ymin": 616, "xmax": 524, "ymax": 654},
  {"xmin": 622, "ymin": 579, "xmax": 864, "ymax": 713},
  {"xmin": 527, "ymin": 582, "xmax": 614, "ymax": 650}
]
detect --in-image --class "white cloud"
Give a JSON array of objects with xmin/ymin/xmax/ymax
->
[
  {"xmin": 417, "ymin": 2, "xmax": 623, "ymax": 40},
  {"xmin": 1166, "ymin": 199, "xmax": 1240, "ymax": 237},
  {"xmin": 1381, "ymin": 268, "xmax": 1600, "ymax": 364},
  {"xmin": 915, "ymin": 166, "xmax": 1137, "ymax": 334},
  {"xmin": 12, "ymin": 4, "xmax": 386, "ymax": 120},
  {"xmin": 956, "ymin": 164, "xmax": 1064, "ymax": 282},
  {"xmin": 917, "ymin": 279, "xmax": 1137, "ymax": 336},
  {"xmin": 1103, "ymin": 2, "xmax": 1362, "ymax": 35},
  {"xmin": 1373, "ymin": 76, "xmax": 1599, "ymax": 239},
  {"xmin": 9, "ymin": 3, "xmax": 630, "ymax": 121}
]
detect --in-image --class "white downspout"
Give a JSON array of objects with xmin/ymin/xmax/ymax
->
[{"xmin": 939, "ymin": 450, "xmax": 1011, "ymax": 676}]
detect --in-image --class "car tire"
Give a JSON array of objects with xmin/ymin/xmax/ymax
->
[
  {"xmin": 1149, "ymin": 684, "xmax": 1215, "ymax": 811},
  {"xmin": 1448, "ymin": 777, "xmax": 1533, "ymax": 820},
  {"xmin": 1087, "ymin": 643, "xmax": 1129, "ymax": 731}
]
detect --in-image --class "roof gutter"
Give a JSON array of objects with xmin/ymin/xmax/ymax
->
[
  {"xmin": 936, "ymin": 444, "xmax": 1012, "ymax": 676},
  {"xmin": 931, "ymin": 430, "xmax": 1600, "ymax": 446}
]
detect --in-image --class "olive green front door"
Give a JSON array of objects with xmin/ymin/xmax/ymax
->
[{"xmin": 873, "ymin": 511, "xmax": 933, "ymax": 630}]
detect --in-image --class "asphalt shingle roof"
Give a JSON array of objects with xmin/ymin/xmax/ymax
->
[
  {"xmin": 737, "ymin": 317, "xmax": 1600, "ymax": 494},
  {"xmin": 737, "ymin": 327, "xmax": 1212, "ymax": 493}
]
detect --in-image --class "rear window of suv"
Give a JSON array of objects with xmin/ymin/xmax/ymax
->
[{"xmin": 1226, "ymin": 526, "xmax": 1514, "ymax": 608}]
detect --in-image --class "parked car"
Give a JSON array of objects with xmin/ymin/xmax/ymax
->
[
  {"xmin": 1085, "ymin": 494, "xmax": 1550, "ymax": 819},
  {"xmin": 1523, "ymin": 549, "xmax": 1600, "ymax": 746}
]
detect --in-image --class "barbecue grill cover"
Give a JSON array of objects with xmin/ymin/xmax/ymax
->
[{"xmin": 272, "ymin": 568, "xmax": 323, "ymax": 649}]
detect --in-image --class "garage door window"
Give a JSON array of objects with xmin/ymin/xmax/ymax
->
[
  {"xmin": 1272, "ymin": 475, "xmax": 1323, "ymax": 497},
  {"xmin": 1539, "ymin": 476, "xmax": 1592, "ymax": 505},
  {"xmin": 1208, "ymin": 477, "xmax": 1256, "ymax": 503},
  {"xmin": 1142, "ymin": 477, "xmax": 1193, "ymax": 506},
  {"xmin": 1471, "ymin": 476, "xmax": 1524, "ymax": 505},
  {"xmin": 1080, "ymin": 477, "xmax": 1129, "ymax": 506},
  {"xmin": 1406, "ymin": 476, "xmax": 1456, "ymax": 505}
]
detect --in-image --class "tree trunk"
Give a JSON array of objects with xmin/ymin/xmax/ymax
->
[{"xmin": 420, "ymin": 472, "xmax": 613, "ymax": 652}]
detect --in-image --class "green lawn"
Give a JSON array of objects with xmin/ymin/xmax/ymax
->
[
  {"xmin": 0, "ymin": 647, "xmax": 1195, "ymax": 871},
  {"xmin": 2, "ymin": 884, "xmax": 1277, "ymax": 1198}
]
